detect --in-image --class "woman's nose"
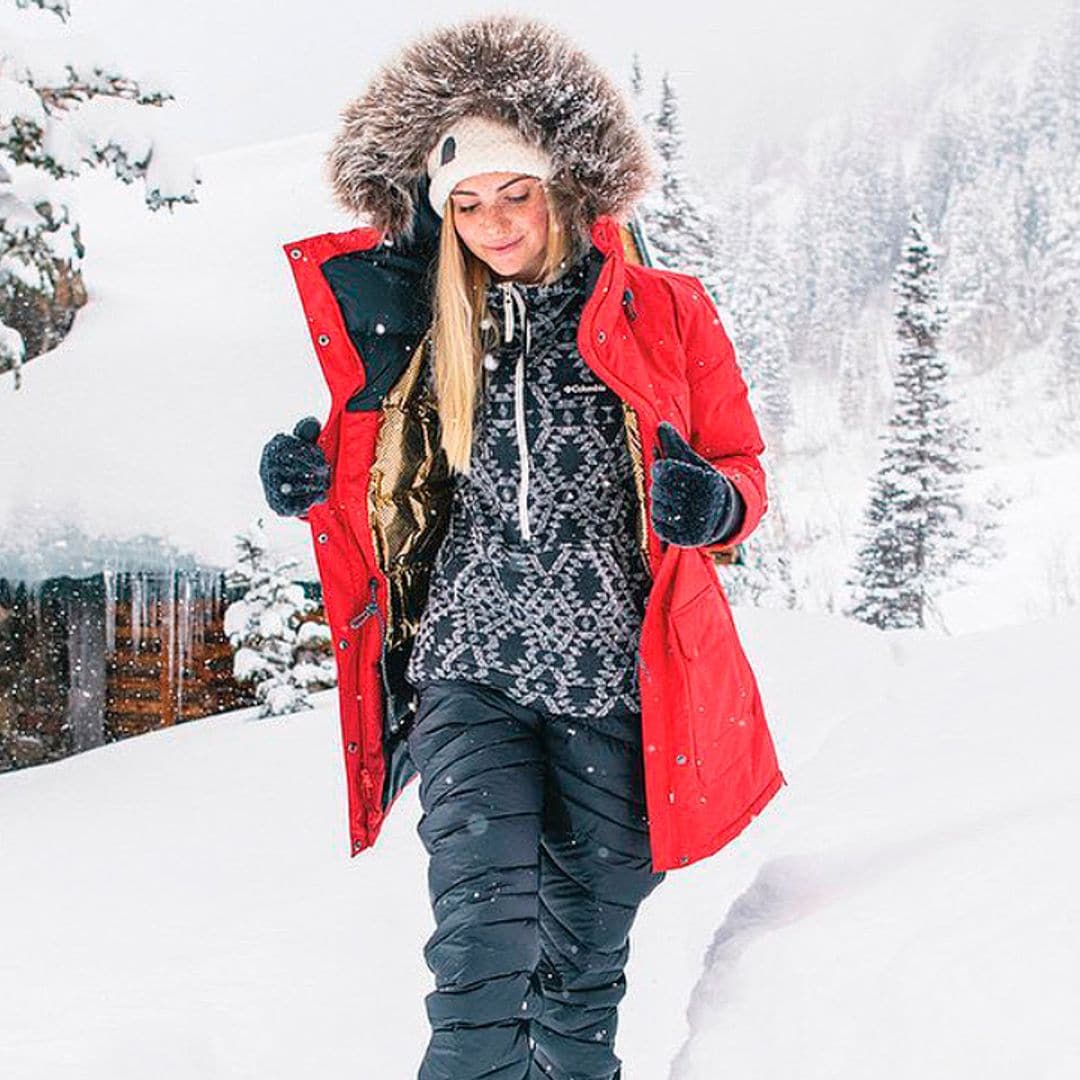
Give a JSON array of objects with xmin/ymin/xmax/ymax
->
[{"xmin": 482, "ymin": 206, "xmax": 512, "ymax": 232}]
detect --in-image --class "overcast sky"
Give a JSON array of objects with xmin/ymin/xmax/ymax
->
[{"xmin": 7, "ymin": 1, "xmax": 1064, "ymax": 182}]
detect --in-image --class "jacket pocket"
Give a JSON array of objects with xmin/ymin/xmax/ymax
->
[{"xmin": 669, "ymin": 576, "xmax": 750, "ymax": 788}]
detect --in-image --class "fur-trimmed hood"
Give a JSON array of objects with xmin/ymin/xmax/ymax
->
[{"xmin": 325, "ymin": 14, "xmax": 656, "ymax": 246}]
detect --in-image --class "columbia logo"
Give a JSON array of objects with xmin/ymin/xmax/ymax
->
[{"xmin": 563, "ymin": 383, "xmax": 607, "ymax": 395}]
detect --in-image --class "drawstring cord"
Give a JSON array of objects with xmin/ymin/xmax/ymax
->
[{"xmin": 500, "ymin": 281, "xmax": 532, "ymax": 541}]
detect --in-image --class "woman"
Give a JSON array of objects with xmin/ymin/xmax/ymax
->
[{"xmin": 261, "ymin": 14, "xmax": 785, "ymax": 1080}]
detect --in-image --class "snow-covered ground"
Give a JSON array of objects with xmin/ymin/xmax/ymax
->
[{"xmin": 3, "ymin": 605, "xmax": 1077, "ymax": 1079}]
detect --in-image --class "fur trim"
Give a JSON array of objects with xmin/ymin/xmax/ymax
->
[{"xmin": 325, "ymin": 13, "xmax": 656, "ymax": 245}]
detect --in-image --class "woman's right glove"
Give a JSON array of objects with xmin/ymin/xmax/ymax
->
[
  {"xmin": 649, "ymin": 421, "xmax": 744, "ymax": 547},
  {"xmin": 259, "ymin": 417, "xmax": 331, "ymax": 516}
]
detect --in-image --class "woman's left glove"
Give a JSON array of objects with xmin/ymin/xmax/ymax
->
[
  {"xmin": 259, "ymin": 417, "xmax": 331, "ymax": 517},
  {"xmin": 649, "ymin": 421, "xmax": 745, "ymax": 547}
]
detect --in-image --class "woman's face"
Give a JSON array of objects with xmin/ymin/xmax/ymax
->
[{"xmin": 448, "ymin": 172, "xmax": 550, "ymax": 282}]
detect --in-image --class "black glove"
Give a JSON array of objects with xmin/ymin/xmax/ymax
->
[
  {"xmin": 259, "ymin": 417, "xmax": 331, "ymax": 517},
  {"xmin": 649, "ymin": 421, "xmax": 744, "ymax": 547}
]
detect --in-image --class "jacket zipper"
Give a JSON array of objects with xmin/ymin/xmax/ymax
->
[{"xmin": 347, "ymin": 574, "xmax": 390, "ymax": 810}]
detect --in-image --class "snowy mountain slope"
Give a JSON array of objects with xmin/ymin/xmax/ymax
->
[{"xmin": 2, "ymin": 605, "xmax": 1077, "ymax": 1079}]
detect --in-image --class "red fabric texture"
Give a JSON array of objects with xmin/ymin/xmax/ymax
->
[{"xmin": 282, "ymin": 215, "xmax": 786, "ymax": 870}]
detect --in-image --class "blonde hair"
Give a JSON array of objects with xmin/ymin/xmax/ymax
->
[{"xmin": 430, "ymin": 183, "xmax": 576, "ymax": 474}]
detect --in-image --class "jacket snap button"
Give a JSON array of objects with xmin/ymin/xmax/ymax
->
[
  {"xmin": 317, "ymin": 532, "xmax": 328, "ymax": 543},
  {"xmin": 347, "ymin": 741, "xmax": 358, "ymax": 753},
  {"xmin": 338, "ymin": 639, "xmax": 349, "ymax": 650},
  {"xmin": 597, "ymin": 330, "xmax": 606, "ymax": 343},
  {"xmin": 675, "ymin": 754, "xmax": 687, "ymax": 765},
  {"xmin": 318, "ymin": 333, "xmax": 330, "ymax": 346},
  {"xmin": 289, "ymin": 248, "xmax": 302, "ymax": 259},
  {"xmin": 353, "ymin": 839, "xmax": 364, "ymax": 851}
]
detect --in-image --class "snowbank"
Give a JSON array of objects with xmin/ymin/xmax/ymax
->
[
  {"xmin": 672, "ymin": 607, "xmax": 1080, "ymax": 1079},
  {"xmin": 2, "ymin": 606, "xmax": 1078, "ymax": 1078},
  {"xmin": 0, "ymin": 131, "xmax": 350, "ymax": 581}
]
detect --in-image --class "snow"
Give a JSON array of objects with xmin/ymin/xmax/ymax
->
[
  {"xmin": 2, "ymin": 5, "xmax": 1077, "ymax": 1074},
  {"xmin": 1, "ymin": 9, "xmax": 1076, "ymax": 642},
  {"xmin": 2, "ymin": 605, "xmax": 1078, "ymax": 1078},
  {"xmin": 0, "ymin": 130, "xmax": 345, "ymax": 580},
  {"xmin": 0, "ymin": 73, "xmax": 46, "ymax": 125}
]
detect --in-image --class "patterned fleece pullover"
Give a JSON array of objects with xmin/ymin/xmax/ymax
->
[{"xmin": 405, "ymin": 244, "xmax": 652, "ymax": 720}]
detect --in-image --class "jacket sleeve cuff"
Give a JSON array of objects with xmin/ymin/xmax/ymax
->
[{"xmin": 706, "ymin": 477, "xmax": 745, "ymax": 547}]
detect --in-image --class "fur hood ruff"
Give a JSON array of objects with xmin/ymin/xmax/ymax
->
[{"xmin": 325, "ymin": 14, "xmax": 656, "ymax": 245}]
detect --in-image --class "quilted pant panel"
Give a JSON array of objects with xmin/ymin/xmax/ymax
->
[{"xmin": 407, "ymin": 678, "xmax": 664, "ymax": 1080}]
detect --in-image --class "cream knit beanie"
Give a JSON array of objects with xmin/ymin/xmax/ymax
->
[{"xmin": 426, "ymin": 114, "xmax": 553, "ymax": 217}]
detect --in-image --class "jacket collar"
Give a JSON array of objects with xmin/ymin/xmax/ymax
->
[
  {"xmin": 581, "ymin": 214, "xmax": 628, "ymax": 345},
  {"xmin": 284, "ymin": 213, "xmax": 630, "ymax": 412}
]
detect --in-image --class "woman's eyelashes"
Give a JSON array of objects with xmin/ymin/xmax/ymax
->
[{"xmin": 456, "ymin": 194, "xmax": 530, "ymax": 215}]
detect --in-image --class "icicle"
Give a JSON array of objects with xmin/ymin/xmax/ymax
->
[
  {"xmin": 192, "ymin": 570, "xmax": 208, "ymax": 648},
  {"xmin": 178, "ymin": 572, "xmax": 192, "ymax": 721},
  {"xmin": 31, "ymin": 580, "xmax": 42, "ymax": 638},
  {"xmin": 103, "ymin": 567, "xmax": 116, "ymax": 655},
  {"xmin": 143, "ymin": 571, "xmax": 151, "ymax": 649},
  {"xmin": 166, "ymin": 568, "xmax": 177, "ymax": 711},
  {"xmin": 182, "ymin": 572, "xmax": 193, "ymax": 658},
  {"xmin": 131, "ymin": 572, "xmax": 142, "ymax": 653}
]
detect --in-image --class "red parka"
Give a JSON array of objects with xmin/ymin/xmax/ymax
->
[{"xmin": 283, "ymin": 213, "xmax": 786, "ymax": 872}]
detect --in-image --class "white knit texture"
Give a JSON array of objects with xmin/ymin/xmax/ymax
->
[{"xmin": 426, "ymin": 114, "xmax": 552, "ymax": 217}]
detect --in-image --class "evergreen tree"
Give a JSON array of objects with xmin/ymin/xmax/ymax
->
[
  {"xmin": 1061, "ymin": 0, "xmax": 1080, "ymax": 157},
  {"xmin": 940, "ymin": 168, "xmax": 1014, "ymax": 373},
  {"xmin": 1, "ymin": 0, "xmax": 200, "ymax": 386},
  {"xmin": 731, "ymin": 222, "xmax": 794, "ymax": 449},
  {"xmin": 845, "ymin": 208, "xmax": 993, "ymax": 630},
  {"xmin": 223, "ymin": 520, "xmax": 333, "ymax": 717},
  {"xmin": 1053, "ymin": 289, "xmax": 1080, "ymax": 432},
  {"xmin": 629, "ymin": 51, "xmax": 644, "ymax": 100},
  {"xmin": 637, "ymin": 73, "xmax": 722, "ymax": 301},
  {"xmin": 717, "ymin": 473, "xmax": 798, "ymax": 611}
]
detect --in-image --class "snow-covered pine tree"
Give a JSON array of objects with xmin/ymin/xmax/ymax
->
[
  {"xmin": 716, "ymin": 470, "xmax": 798, "ymax": 611},
  {"xmin": 1053, "ymin": 289, "xmax": 1080, "ymax": 434},
  {"xmin": 292, "ymin": 617, "xmax": 336, "ymax": 697},
  {"xmin": 636, "ymin": 72, "xmax": 723, "ymax": 301},
  {"xmin": 845, "ymin": 207, "xmax": 993, "ymax": 631},
  {"xmin": 940, "ymin": 168, "xmax": 1014, "ymax": 373},
  {"xmin": 732, "ymin": 221, "xmax": 794, "ymax": 450},
  {"xmin": 632, "ymin": 63, "xmax": 798, "ymax": 606},
  {"xmin": 629, "ymin": 50, "xmax": 644, "ymax": 101},
  {"xmin": 711, "ymin": 223, "xmax": 798, "ymax": 609},
  {"xmin": 1, "ymin": 0, "xmax": 200, "ymax": 387},
  {"xmin": 223, "ymin": 519, "xmax": 333, "ymax": 717}
]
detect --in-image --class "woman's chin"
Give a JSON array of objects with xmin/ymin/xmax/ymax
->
[
  {"xmin": 485, "ymin": 251, "xmax": 544, "ymax": 282},
  {"xmin": 486, "ymin": 252, "xmax": 523, "ymax": 274}
]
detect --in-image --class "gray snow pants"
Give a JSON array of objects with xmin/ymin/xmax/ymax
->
[{"xmin": 406, "ymin": 677, "xmax": 665, "ymax": 1080}]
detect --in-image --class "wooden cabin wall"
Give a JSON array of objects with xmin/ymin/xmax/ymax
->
[
  {"xmin": 0, "ymin": 578, "xmax": 73, "ymax": 768},
  {"xmin": 0, "ymin": 570, "xmax": 276, "ymax": 771}
]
